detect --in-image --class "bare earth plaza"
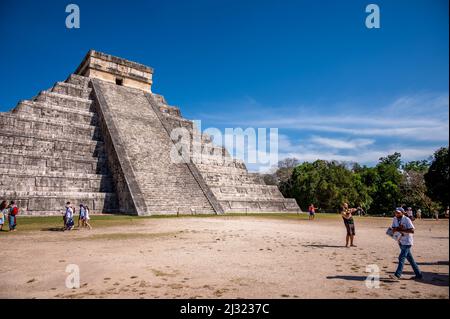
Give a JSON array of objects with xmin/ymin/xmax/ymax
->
[
  {"xmin": 0, "ymin": 1, "xmax": 448, "ymax": 304},
  {"xmin": 0, "ymin": 215, "xmax": 448, "ymax": 299}
]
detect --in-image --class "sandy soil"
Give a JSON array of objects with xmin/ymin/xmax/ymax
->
[{"xmin": 0, "ymin": 215, "xmax": 448, "ymax": 299}]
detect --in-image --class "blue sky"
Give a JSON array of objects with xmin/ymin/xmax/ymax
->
[{"xmin": 1, "ymin": 0, "xmax": 448, "ymax": 171}]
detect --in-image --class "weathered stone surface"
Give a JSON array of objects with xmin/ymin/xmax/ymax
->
[{"xmin": 0, "ymin": 50, "xmax": 300, "ymax": 215}]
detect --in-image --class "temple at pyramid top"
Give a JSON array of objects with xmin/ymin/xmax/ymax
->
[{"xmin": 74, "ymin": 50, "xmax": 154, "ymax": 92}]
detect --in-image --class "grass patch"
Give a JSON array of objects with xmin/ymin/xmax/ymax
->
[
  {"xmin": 2, "ymin": 212, "xmax": 364, "ymax": 235},
  {"xmin": 1, "ymin": 215, "xmax": 147, "ymax": 233}
]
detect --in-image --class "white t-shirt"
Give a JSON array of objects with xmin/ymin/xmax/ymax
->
[
  {"xmin": 391, "ymin": 215, "xmax": 415, "ymax": 246},
  {"xmin": 65, "ymin": 206, "xmax": 73, "ymax": 219}
]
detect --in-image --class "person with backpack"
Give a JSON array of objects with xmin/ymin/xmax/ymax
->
[{"xmin": 8, "ymin": 201, "xmax": 18, "ymax": 231}]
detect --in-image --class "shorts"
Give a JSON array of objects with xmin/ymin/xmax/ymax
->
[
  {"xmin": 345, "ymin": 223, "xmax": 355, "ymax": 236},
  {"xmin": 309, "ymin": 211, "xmax": 315, "ymax": 216}
]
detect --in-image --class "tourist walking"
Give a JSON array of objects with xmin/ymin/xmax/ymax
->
[
  {"xmin": 0, "ymin": 200, "xmax": 7, "ymax": 231},
  {"xmin": 64, "ymin": 202, "xmax": 74, "ymax": 231},
  {"xmin": 434, "ymin": 209, "xmax": 439, "ymax": 220},
  {"xmin": 389, "ymin": 207, "xmax": 422, "ymax": 281},
  {"xmin": 308, "ymin": 204, "xmax": 316, "ymax": 220},
  {"xmin": 405, "ymin": 207, "xmax": 415, "ymax": 222},
  {"xmin": 84, "ymin": 205, "xmax": 92, "ymax": 230},
  {"xmin": 356, "ymin": 206, "xmax": 365, "ymax": 216},
  {"xmin": 341, "ymin": 202, "xmax": 357, "ymax": 247},
  {"xmin": 8, "ymin": 201, "xmax": 18, "ymax": 231},
  {"xmin": 416, "ymin": 209, "xmax": 422, "ymax": 219},
  {"xmin": 78, "ymin": 204, "xmax": 86, "ymax": 228}
]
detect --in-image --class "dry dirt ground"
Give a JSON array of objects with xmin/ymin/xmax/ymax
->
[{"xmin": 0, "ymin": 214, "xmax": 448, "ymax": 299}]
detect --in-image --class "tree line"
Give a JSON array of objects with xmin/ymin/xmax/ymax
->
[{"xmin": 263, "ymin": 147, "xmax": 449, "ymax": 216}]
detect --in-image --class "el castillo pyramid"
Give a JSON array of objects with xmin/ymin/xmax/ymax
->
[{"xmin": 0, "ymin": 50, "xmax": 300, "ymax": 215}]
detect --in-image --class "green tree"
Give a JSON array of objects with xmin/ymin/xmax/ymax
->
[
  {"xmin": 287, "ymin": 160, "xmax": 367, "ymax": 212},
  {"xmin": 402, "ymin": 160, "xmax": 430, "ymax": 173},
  {"xmin": 424, "ymin": 147, "xmax": 449, "ymax": 207},
  {"xmin": 368, "ymin": 153, "xmax": 403, "ymax": 214}
]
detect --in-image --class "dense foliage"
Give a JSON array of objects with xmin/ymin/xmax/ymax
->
[{"xmin": 266, "ymin": 147, "xmax": 449, "ymax": 215}]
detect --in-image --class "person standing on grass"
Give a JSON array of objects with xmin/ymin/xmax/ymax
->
[
  {"xmin": 8, "ymin": 201, "xmax": 18, "ymax": 231},
  {"xmin": 0, "ymin": 200, "xmax": 7, "ymax": 231},
  {"xmin": 341, "ymin": 202, "xmax": 357, "ymax": 247},
  {"xmin": 389, "ymin": 207, "xmax": 422, "ymax": 281},
  {"xmin": 308, "ymin": 204, "xmax": 316, "ymax": 220}
]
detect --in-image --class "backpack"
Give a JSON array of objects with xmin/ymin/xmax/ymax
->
[{"xmin": 11, "ymin": 206, "xmax": 18, "ymax": 216}]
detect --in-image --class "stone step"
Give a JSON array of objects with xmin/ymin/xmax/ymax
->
[
  {"xmin": 0, "ymin": 146, "xmax": 106, "ymax": 163},
  {"xmin": 143, "ymin": 204, "xmax": 215, "ymax": 215},
  {"xmin": 0, "ymin": 114, "xmax": 101, "ymax": 142},
  {"xmin": 0, "ymin": 135, "xmax": 105, "ymax": 159},
  {"xmin": 65, "ymin": 74, "xmax": 91, "ymax": 88},
  {"xmin": 0, "ymin": 170, "xmax": 114, "ymax": 193},
  {"xmin": 221, "ymin": 198, "xmax": 300, "ymax": 212},
  {"xmin": 0, "ymin": 128, "xmax": 102, "ymax": 148},
  {"xmin": 34, "ymin": 91, "xmax": 94, "ymax": 112},
  {"xmin": 203, "ymin": 172, "xmax": 265, "ymax": 186},
  {"xmin": 191, "ymin": 155, "xmax": 244, "ymax": 167},
  {"xmin": 195, "ymin": 164, "xmax": 248, "ymax": 175},
  {"xmin": 0, "ymin": 190, "xmax": 118, "ymax": 215},
  {"xmin": 51, "ymin": 81, "xmax": 92, "ymax": 99},
  {"xmin": 13, "ymin": 100, "xmax": 98, "ymax": 126},
  {"xmin": 0, "ymin": 151, "xmax": 108, "ymax": 175},
  {"xmin": 0, "ymin": 167, "xmax": 110, "ymax": 179},
  {"xmin": 211, "ymin": 186, "xmax": 285, "ymax": 201}
]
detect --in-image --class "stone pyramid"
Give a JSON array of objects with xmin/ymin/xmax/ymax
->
[{"xmin": 0, "ymin": 50, "xmax": 300, "ymax": 215}]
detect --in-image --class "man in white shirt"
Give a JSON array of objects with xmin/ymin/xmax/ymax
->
[{"xmin": 390, "ymin": 207, "xmax": 422, "ymax": 280}]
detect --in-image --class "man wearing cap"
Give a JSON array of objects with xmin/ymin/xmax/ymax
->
[{"xmin": 390, "ymin": 207, "xmax": 423, "ymax": 280}]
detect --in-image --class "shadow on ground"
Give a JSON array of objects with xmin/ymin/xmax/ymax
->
[
  {"xmin": 303, "ymin": 244, "xmax": 345, "ymax": 248},
  {"xmin": 327, "ymin": 271, "xmax": 449, "ymax": 287}
]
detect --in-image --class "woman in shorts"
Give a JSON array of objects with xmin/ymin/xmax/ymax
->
[
  {"xmin": 84, "ymin": 205, "xmax": 92, "ymax": 230},
  {"xmin": 341, "ymin": 202, "xmax": 357, "ymax": 247}
]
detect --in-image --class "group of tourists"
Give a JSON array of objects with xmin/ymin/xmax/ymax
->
[
  {"xmin": 338, "ymin": 202, "xmax": 422, "ymax": 281},
  {"xmin": 0, "ymin": 200, "xmax": 18, "ymax": 231},
  {"xmin": 63, "ymin": 201, "xmax": 92, "ymax": 231}
]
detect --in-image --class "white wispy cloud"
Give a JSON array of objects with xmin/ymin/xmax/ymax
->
[
  {"xmin": 196, "ymin": 92, "xmax": 449, "ymax": 142},
  {"xmin": 192, "ymin": 92, "xmax": 449, "ymax": 171},
  {"xmin": 310, "ymin": 136, "xmax": 375, "ymax": 149}
]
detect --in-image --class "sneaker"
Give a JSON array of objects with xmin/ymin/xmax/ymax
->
[
  {"xmin": 411, "ymin": 274, "xmax": 423, "ymax": 280},
  {"xmin": 388, "ymin": 274, "xmax": 400, "ymax": 282}
]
